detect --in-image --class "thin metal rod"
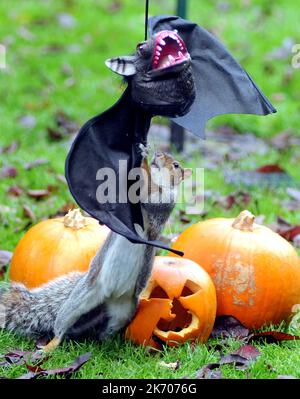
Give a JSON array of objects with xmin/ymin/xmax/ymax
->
[{"xmin": 145, "ymin": 0, "xmax": 149, "ymax": 40}]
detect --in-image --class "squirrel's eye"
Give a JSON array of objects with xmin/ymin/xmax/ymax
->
[{"xmin": 173, "ymin": 162, "xmax": 179, "ymax": 169}]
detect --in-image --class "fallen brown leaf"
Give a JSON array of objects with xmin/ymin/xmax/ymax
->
[
  {"xmin": 219, "ymin": 353, "xmax": 250, "ymax": 369},
  {"xmin": 0, "ymin": 141, "xmax": 19, "ymax": 154},
  {"xmin": 234, "ymin": 344, "xmax": 261, "ymax": 360},
  {"xmin": 211, "ymin": 316, "xmax": 249, "ymax": 339},
  {"xmin": 248, "ymin": 331, "xmax": 300, "ymax": 344},
  {"xmin": 0, "ymin": 166, "xmax": 18, "ymax": 178},
  {"xmin": 47, "ymin": 126, "xmax": 64, "ymax": 141},
  {"xmin": 196, "ymin": 344, "xmax": 260, "ymax": 378},
  {"xmin": 25, "ymin": 159, "xmax": 49, "ymax": 170},
  {"xmin": 55, "ymin": 110, "xmax": 79, "ymax": 135},
  {"xmin": 0, "ymin": 349, "xmax": 45, "ymax": 370},
  {"xmin": 196, "ymin": 363, "xmax": 221, "ymax": 379},
  {"xmin": 7, "ymin": 185, "xmax": 23, "ymax": 197},
  {"xmin": 0, "ymin": 250, "xmax": 12, "ymax": 267},
  {"xmin": 17, "ymin": 352, "xmax": 91, "ymax": 379},
  {"xmin": 216, "ymin": 191, "xmax": 251, "ymax": 210},
  {"xmin": 27, "ymin": 189, "xmax": 50, "ymax": 199},
  {"xmin": 0, "ymin": 250, "xmax": 12, "ymax": 279},
  {"xmin": 22, "ymin": 204, "xmax": 36, "ymax": 221},
  {"xmin": 256, "ymin": 164, "xmax": 286, "ymax": 173}
]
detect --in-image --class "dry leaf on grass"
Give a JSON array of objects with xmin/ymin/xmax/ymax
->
[
  {"xmin": 0, "ymin": 250, "xmax": 12, "ymax": 279},
  {"xmin": 0, "ymin": 166, "xmax": 18, "ymax": 179},
  {"xmin": 211, "ymin": 316, "xmax": 249, "ymax": 339},
  {"xmin": 196, "ymin": 344, "xmax": 260, "ymax": 378},
  {"xmin": 248, "ymin": 331, "xmax": 300, "ymax": 344},
  {"xmin": 17, "ymin": 352, "xmax": 92, "ymax": 379},
  {"xmin": 7, "ymin": 185, "xmax": 23, "ymax": 197},
  {"xmin": 0, "ymin": 141, "xmax": 19, "ymax": 154},
  {"xmin": 0, "ymin": 349, "xmax": 45, "ymax": 370},
  {"xmin": 0, "ymin": 251, "xmax": 12, "ymax": 267},
  {"xmin": 159, "ymin": 360, "xmax": 181, "ymax": 371},
  {"xmin": 25, "ymin": 159, "xmax": 49, "ymax": 170},
  {"xmin": 196, "ymin": 363, "xmax": 222, "ymax": 379},
  {"xmin": 22, "ymin": 205, "xmax": 36, "ymax": 221},
  {"xmin": 27, "ymin": 189, "xmax": 51, "ymax": 199}
]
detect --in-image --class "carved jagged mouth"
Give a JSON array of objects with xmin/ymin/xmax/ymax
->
[{"xmin": 150, "ymin": 30, "xmax": 190, "ymax": 76}]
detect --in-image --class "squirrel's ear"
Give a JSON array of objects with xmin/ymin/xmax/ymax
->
[
  {"xmin": 183, "ymin": 168, "xmax": 193, "ymax": 180},
  {"xmin": 105, "ymin": 56, "xmax": 137, "ymax": 76}
]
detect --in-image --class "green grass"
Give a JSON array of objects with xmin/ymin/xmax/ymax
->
[
  {"xmin": 1, "ymin": 330, "xmax": 300, "ymax": 379},
  {"xmin": 0, "ymin": 0, "xmax": 300, "ymax": 379}
]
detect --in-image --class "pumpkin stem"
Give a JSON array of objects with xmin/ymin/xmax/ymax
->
[
  {"xmin": 63, "ymin": 209, "xmax": 87, "ymax": 230},
  {"xmin": 232, "ymin": 210, "xmax": 255, "ymax": 232}
]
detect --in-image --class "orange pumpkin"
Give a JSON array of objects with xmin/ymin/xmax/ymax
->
[
  {"xmin": 10, "ymin": 209, "xmax": 110, "ymax": 288},
  {"xmin": 125, "ymin": 256, "xmax": 217, "ymax": 348},
  {"xmin": 171, "ymin": 210, "xmax": 300, "ymax": 329}
]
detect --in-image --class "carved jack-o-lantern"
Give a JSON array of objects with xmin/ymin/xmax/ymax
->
[{"xmin": 125, "ymin": 256, "xmax": 217, "ymax": 348}]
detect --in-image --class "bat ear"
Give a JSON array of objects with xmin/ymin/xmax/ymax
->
[{"xmin": 105, "ymin": 56, "xmax": 137, "ymax": 76}]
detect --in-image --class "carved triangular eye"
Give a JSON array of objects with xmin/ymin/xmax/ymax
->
[
  {"xmin": 149, "ymin": 285, "xmax": 168, "ymax": 299},
  {"xmin": 180, "ymin": 280, "xmax": 201, "ymax": 297}
]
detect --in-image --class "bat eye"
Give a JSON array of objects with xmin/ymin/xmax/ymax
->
[
  {"xmin": 136, "ymin": 42, "xmax": 150, "ymax": 58},
  {"xmin": 173, "ymin": 162, "xmax": 180, "ymax": 169}
]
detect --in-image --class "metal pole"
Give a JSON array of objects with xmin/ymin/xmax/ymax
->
[
  {"xmin": 170, "ymin": 0, "xmax": 187, "ymax": 152},
  {"xmin": 177, "ymin": 0, "xmax": 187, "ymax": 18}
]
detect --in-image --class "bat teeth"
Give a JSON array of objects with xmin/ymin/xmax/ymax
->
[
  {"xmin": 157, "ymin": 45, "xmax": 162, "ymax": 51},
  {"xmin": 159, "ymin": 38, "xmax": 166, "ymax": 46},
  {"xmin": 168, "ymin": 55, "xmax": 175, "ymax": 62}
]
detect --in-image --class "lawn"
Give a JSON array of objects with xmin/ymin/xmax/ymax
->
[{"xmin": 0, "ymin": 0, "xmax": 300, "ymax": 379}]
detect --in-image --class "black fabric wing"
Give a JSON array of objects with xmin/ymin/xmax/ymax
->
[
  {"xmin": 65, "ymin": 87, "xmax": 183, "ymax": 255},
  {"xmin": 149, "ymin": 15, "xmax": 276, "ymax": 138}
]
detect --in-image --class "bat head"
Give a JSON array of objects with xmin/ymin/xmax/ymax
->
[{"xmin": 105, "ymin": 30, "xmax": 196, "ymax": 117}]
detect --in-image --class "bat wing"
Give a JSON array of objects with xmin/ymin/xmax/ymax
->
[
  {"xmin": 149, "ymin": 15, "xmax": 276, "ymax": 138},
  {"xmin": 65, "ymin": 87, "xmax": 183, "ymax": 255}
]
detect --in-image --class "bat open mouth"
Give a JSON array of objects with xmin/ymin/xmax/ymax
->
[{"xmin": 150, "ymin": 30, "xmax": 190, "ymax": 77}]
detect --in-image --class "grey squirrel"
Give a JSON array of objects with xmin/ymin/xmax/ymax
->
[{"xmin": 1, "ymin": 146, "xmax": 192, "ymax": 351}]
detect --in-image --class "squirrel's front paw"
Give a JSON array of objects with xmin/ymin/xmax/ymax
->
[
  {"xmin": 139, "ymin": 143, "xmax": 151, "ymax": 159},
  {"xmin": 39, "ymin": 336, "xmax": 61, "ymax": 353}
]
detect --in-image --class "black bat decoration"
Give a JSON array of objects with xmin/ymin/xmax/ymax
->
[{"xmin": 66, "ymin": 15, "xmax": 276, "ymax": 254}]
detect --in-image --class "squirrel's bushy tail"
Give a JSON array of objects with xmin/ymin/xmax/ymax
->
[{"xmin": 0, "ymin": 272, "xmax": 83, "ymax": 338}]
